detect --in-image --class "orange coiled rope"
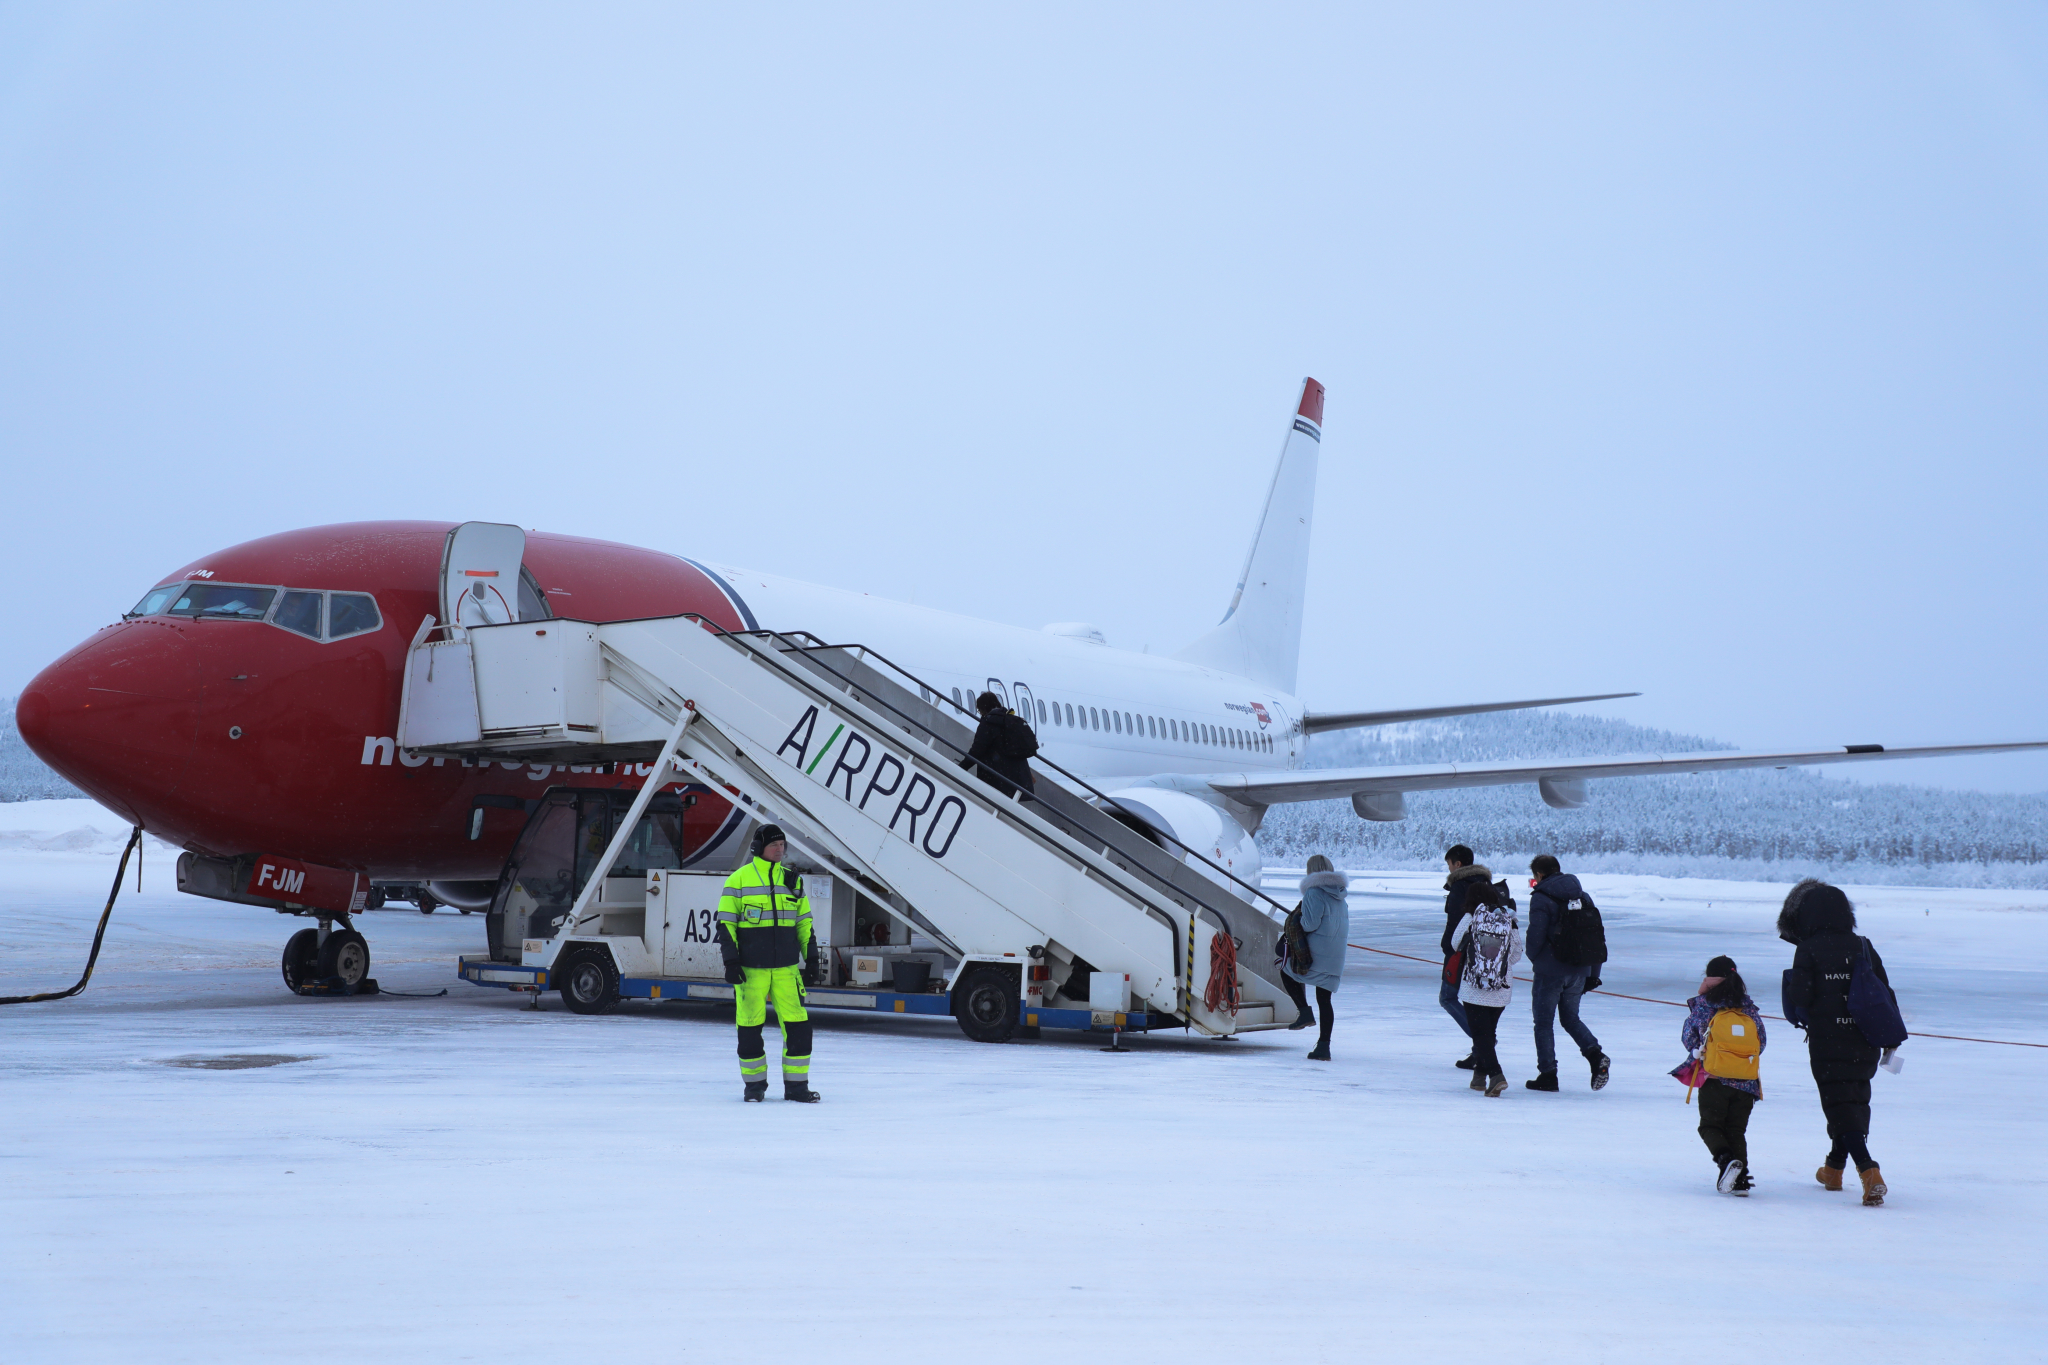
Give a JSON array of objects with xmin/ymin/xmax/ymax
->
[{"xmin": 1203, "ymin": 930, "xmax": 1241, "ymax": 1015}]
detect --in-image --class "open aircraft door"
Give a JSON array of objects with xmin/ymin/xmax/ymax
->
[{"xmin": 441, "ymin": 522, "xmax": 526, "ymax": 629}]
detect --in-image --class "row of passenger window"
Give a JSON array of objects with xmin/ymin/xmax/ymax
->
[
  {"xmin": 946, "ymin": 686, "xmax": 1274, "ymax": 755},
  {"xmin": 127, "ymin": 582, "xmax": 383, "ymax": 643}
]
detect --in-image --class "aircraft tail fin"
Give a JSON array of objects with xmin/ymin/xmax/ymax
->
[{"xmin": 1173, "ymin": 378, "xmax": 1324, "ymax": 692}]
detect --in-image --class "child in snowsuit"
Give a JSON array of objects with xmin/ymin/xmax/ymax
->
[{"xmin": 1673, "ymin": 955, "xmax": 1766, "ymax": 1195}]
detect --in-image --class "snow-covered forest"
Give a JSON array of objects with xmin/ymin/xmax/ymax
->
[
  {"xmin": 0, "ymin": 699, "xmax": 80, "ymax": 801},
  {"xmin": 8, "ymin": 695, "xmax": 2045, "ymax": 886},
  {"xmin": 1261, "ymin": 712, "xmax": 2048, "ymax": 888}
]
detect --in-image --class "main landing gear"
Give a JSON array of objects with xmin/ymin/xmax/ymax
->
[{"xmin": 280, "ymin": 915, "xmax": 375, "ymax": 995}]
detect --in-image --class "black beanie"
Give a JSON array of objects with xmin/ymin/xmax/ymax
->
[{"xmin": 754, "ymin": 824, "xmax": 786, "ymax": 855}]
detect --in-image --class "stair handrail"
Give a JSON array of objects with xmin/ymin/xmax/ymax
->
[{"xmin": 667, "ymin": 615, "xmax": 1291, "ymax": 927}]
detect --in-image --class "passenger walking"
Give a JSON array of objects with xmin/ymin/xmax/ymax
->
[
  {"xmin": 1448, "ymin": 879, "xmax": 1524, "ymax": 1097},
  {"xmin": 1672, "ymin": 956, "xmax": 1766, "ymax": 1195},
  {"xmin": 1525, "ymin": 855, "xmax": 1611, "ymax": 1092},
  {"xmin": 1278, "ymin": 854, "xmax": 1349, "ymax": 1061},
  {"xmin": 960, "ymin": 691, "xmax": 1038, "ymax": 799},
  {"xmin": 1778, "ymin": 880, "xmax": 1898, "ymax": 1206},
  {"xmin": 1439, "ymin": 845, "xmax": 1492, "ymax": 1067},
  {"xmin": 718, "ymin": 824, "xmax": 825, "ymax": 1103}
]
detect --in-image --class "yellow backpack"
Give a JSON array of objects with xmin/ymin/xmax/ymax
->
[{"xmin": 1702, "ymin": 1008, "xmax": 1761, "ymax": 1081}]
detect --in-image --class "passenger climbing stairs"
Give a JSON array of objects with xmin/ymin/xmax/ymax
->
[{"xmin": 398, "ymin": 609, "xmax": 1297, "ymax": 1039}]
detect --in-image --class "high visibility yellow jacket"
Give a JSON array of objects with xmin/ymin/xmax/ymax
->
[{"xmin": 718, "ymin": 856, "xmax": 812, "ymax": 969}]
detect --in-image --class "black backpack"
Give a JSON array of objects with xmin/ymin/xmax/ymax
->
[
  {"xmin": 1550, "ymin": 891, "xmax": 1608, "ymax": 967},
  {"xmin": 1000, "ymin": 712, "xmax": 1039, "ymax": 761}
]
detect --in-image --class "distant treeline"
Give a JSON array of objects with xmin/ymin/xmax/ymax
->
[
  {"xmin": 0, "ymin": 698, "xmax": 82, "ymax": 801},
  {"xmin": 1259, "ymin": 712, "xmax": 2048, "ymax": 888}
]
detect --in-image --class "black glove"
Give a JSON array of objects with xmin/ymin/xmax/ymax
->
[
  {"xmin": 1584, "ymin": 975, "xmax": 1602, "ymax": 993},
  {"xmin": 721, "ymin": 941, "xmax": 745, "ymax": 985},
  {"xmin": 803, "ymin": 939, "xmax": 824, "ymax": 986}
]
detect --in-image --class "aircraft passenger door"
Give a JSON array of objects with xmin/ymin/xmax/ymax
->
[
  {"xmin": 984, "ymin": 679, "xmax": 1009, "ymax": 713},
  {"xmin": 1012, "ymin": 682, "xmax": 1037, "ymax": 730},
  {"xmin": 441, "ymin": 522, "xmax": 527, "ymax": 630}
]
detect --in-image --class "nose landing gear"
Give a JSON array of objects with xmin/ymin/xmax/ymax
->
[{"xmin": 280, "ymin": 915, "xmax": 376, "ymax": 995}]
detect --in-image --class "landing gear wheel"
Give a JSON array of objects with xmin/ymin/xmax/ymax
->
[
  {"xmin": 317, "ymin": 929, "xmax": 371, "ymax": 988},
  {"xmin": 558, "ymin": 947, "xmax": 620, "ymax": 1015},
  {"xmin": 281, "ymin": 928, "xmax": 320, "ymax": 992},
  {"xmin": 954, "ymin": 966, "xmax": 1019, "ymax": 1044}
]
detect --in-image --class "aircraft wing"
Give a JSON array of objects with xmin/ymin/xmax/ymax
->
[
  {"xmin": 1301, "ymin": 692, "xmax": 1639, "ymax": 735},
  {"xmin": 1208, "ymin": 739, "xmax": 2048, "ymax": 809}
]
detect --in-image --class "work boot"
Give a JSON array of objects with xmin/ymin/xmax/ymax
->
[
  {"xmin": 1717, "ymin": 1157, "xmax": 1746, "ymax": 1195},
  {"xmin": 1469, "ymin": 1068, "xmax": 1487, "ymax": 1091},
  {"xmin": 1454, "ymin": 1055, "xmax": 1477, "ymax": 1070},
  {"xmin": 1588, "ymin": 1052, "xmax": 1611, "ymax": 1091},
  {"xmin": 1859, "ymin": 1167, "xmax": 1886, "ymax": 1206},
  {"xmin": 1815, "ymin": 1164, "xmax": 1844, "ymax": 1192},
  {"xmin": 1307, "ymin": 1044, "xmax": 1331, "ymax": 1061},
  {"xmin": 1525, "ymin": 1072, "xmax": 1559, "ymax": 1092},
  {"xmin": 1484, "ymin": 1072, "xmax": 1509, "ymax": 1098},
  {"xmin": 743, "ymin": 1080, "xmax": 768, "ymax": 1103},
  {"xmin": 784, "ymin": 1082, "xmax": 822, "ymax": 1103}
]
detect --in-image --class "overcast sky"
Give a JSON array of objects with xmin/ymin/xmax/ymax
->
[{"xmin": 4, "ymin": 3, "xmax": 2045, "ymax": 791}]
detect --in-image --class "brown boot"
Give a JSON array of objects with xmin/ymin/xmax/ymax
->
[
  {"xmin": 1860, "ymin": 1166, "xmax": 1886, "ymax": 1206},
  {"xmin": 1815, "ymin": 1164, "xmax": 1844, "ymax": 1192}
]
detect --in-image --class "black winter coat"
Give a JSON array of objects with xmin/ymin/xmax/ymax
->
[
  {"xmin": 1787, "ymin": 930, "xmax": 1888, "ymax": 1080},
  {"xmin": 1440, "ymin": 864, "xmax": 1494, "ymax": 957},
  {"xmin": 961, "ymin": 711, "xmax": 1037, "ymax": 798},
  {"xmin": 1526, "ymin": 872, "xmax": 1587, "ymax": 972}
]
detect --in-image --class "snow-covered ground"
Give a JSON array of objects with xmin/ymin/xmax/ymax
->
[{"xmin": 4, "ymin": 803, "xmax": 2045, "ymax": 1362}]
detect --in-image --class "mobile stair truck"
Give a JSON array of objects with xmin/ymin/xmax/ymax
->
[{"xmin": 397, "ymin": 609, "xmax": 1303, "ymax": 1043}]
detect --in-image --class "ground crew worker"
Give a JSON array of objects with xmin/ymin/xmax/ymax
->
[{"xmin": 719, "ymin": 824, "xmax": 824, "ymax": 1103}]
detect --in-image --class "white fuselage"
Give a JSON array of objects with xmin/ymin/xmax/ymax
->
[{"xmin": 707, "ymin": 563, "xmax": 1304, "ymax": 787}]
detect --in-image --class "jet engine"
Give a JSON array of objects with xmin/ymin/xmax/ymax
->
[{"xmin": 1099, "ymin": 786, "xmax": 1264, "ymax": 901}]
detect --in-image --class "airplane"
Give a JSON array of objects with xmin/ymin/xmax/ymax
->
[{"xmin": 16, "ymin": 377, "xmax": 2047, "ymax": 991}]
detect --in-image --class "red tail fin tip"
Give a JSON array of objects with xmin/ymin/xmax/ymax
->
[{"xmin": 1297, "ymin": 378, "xmax": 1325, "ymax": 426}]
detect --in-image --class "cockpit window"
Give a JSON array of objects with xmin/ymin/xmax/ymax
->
[
  {"xmin": 326, "ymin": 594, "xmax": 382, "ymax": 640},
  {"xmin": 164, "ymin": 584, "xmax": 277, "ymax": 620},
  {"xmin": 128, "ymin": 585, "xmax": 183, "ymax": 618},
  {"xmin": 274, "ymin": 590, "xmax": 322, "ymax": 639}
]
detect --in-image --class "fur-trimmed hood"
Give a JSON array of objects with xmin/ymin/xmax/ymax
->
[
  {"xmin": 1300, "ymin": 869, "xmax": 1349, "ymax": 894},
  {"xmin": 1777, "ymin": 878, "xmax": 1856, "ymax": 945},
  {"xmin": 1445, "ymin": 863, "xmax": 1492, "ymax": 889}
]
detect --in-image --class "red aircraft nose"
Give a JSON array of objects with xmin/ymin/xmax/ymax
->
[{"xmin": 16, "ymin": 620, "xmax": 202, "ymax": 825}]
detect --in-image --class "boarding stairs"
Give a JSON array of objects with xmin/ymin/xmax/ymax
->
[{"xmin": 397, "ymin": 613, "xmax": 1297, "ymax": 1037}]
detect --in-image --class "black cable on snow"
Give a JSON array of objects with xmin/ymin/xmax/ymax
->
[{"xmin": 0, "ymin": 826, "xmax": 141, "ymax": 1005}]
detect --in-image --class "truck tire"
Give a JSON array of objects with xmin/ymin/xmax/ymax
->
[
  {"xmin": 558, "ymin": 946, "xmax": 620, "ymax": 1015},
  {"xmin": 953, "ymin": 966, "xmax": 1019, "ymax": 1044}
]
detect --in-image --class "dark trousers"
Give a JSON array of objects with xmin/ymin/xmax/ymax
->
[
  {"xmin": 1696, "ymin": 1079, "xmax": 1757, "ymax": 1168},
  {"xmin": 1813, "ymin": 1067, "xmax": 1876, "ymax": 1171},
  {"xmin": 1280, "ymin": 974, "xmax": 1335, "ymax": 1050},
  {"xmin": 1529, "ymin": 966, "xmax": 1601, "ymax": 1073},
  {"xmin": 1465, "ymin": 1003, "xmax": 1504, "ymax": 1078},
  {"xmin": 1439, "ymin": 972, "xmax": 1471, "ymax": 1038}
]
